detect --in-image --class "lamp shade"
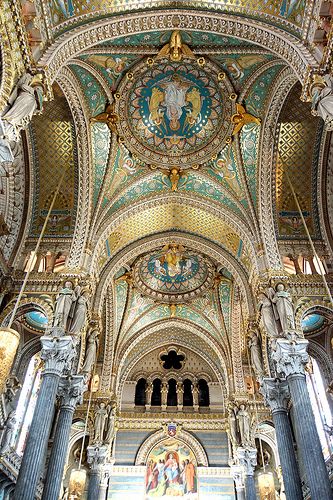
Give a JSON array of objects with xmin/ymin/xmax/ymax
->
[
  {"xmin": 69, "ymin": 468, "xmax": 86, "ymax": 498},
  {"xmin": 258, "ymin": 471, "xmax": 275, "ymax": 500},
  {"xmin": 0, "ymin": 327, "xmax": 20, "ymax": 392}
]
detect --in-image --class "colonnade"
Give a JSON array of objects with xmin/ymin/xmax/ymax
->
[
  {"xmin": 12, "ymin": 329, "xmax": 108, "ymax": 500},
  {"xmin": 231, "ymin": 337, "xmax": 333, "ymax": 500}
]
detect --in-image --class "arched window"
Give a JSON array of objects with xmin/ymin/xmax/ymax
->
[
  {"xmin": 134, "ymin": 378, "xmax": 146, "ymax": 406},
  {"xmin": 306, "ymin": 356, "xmax": 333, "ymax": 459},
  {"xmin": 183, "ymin": 379, "xmax": 193, "ymax": 406},
  {"xmin": 198, "ymin": 379, "xmax": 210, "ymax": 407},
  {"xmin": 151, "ymin": 379, "xmax": 161, "ymax": 406},
  {"xmin": 13, "ymin": 353, "xmax": 42, "ymax": 455},
  {"xmin": 167, "ymin": 379, "xmax": 177, "ymax": 407}
]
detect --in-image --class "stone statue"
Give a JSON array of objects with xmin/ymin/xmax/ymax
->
[
  {"xmin": 0, "ymin": 410, "xmax": 16, "ymax": 454},
  {"xmin": 93, "ymin": 402, "xmax": 108, "ymax": 443},
  {"xmin": 161, "ymin": 381, "xmax": 168, "ymax": 406},
  {"xmin": 248, "ymin": 327, "xmax": 264, "ymax": 377},
  {"xmin": 145, "ymin": 381, "xmax": 153, "ymax": 406},
  {"xmin": 105, "ymin": 406, "xmax": 116, "ymax": 444},
  {"xmin": 236, "ymin": 404, "xmax": 251, "ymax": 445},
  {"xmin": 81, "ymin": 329, "xmax": 99, "ymax": 374},
  {"xmin": 311, "ymin": 74, "xmax": 333, "ymax": 129},
  {"xmin": 258, "ymin": 292, "xmax": 279, "ymax": 338},
  {"xmin": 271, "ymin": 283, "xmax": 295, "ymax": 332},
  {"xmin": 53, "ymin": 281, "xmax": 80, "ymax": 330},
  {"xmin": 227, "ymin": 403, "xmax": 239, "ymax": 446},
  {"xmin": 192, "ymin": 383, "xmax": 199, "ymax": 407},
  {"xmin": 1, "ymin": 73, "xmax": 45, "ymax": 136},
  {"xmin": 69, "ymin": 288, "xmax": 90, "ymax": 335},
  {"xmin": 4, "ymin": 376, "xmax": 21, "ymax": 408},
  {"xmin": 176, "ymin": 381, "xmax": 184, "ymax": 405}
]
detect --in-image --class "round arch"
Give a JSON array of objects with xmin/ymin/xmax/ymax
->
[
  {"xmin": 40, "ymin": 10, "xmax": 317, "ymax": 82},
  {"xmin": 135, "ymin": 428, "xmax": 208, "ymax": 466}
]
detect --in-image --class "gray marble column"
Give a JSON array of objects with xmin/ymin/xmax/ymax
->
[
  {"xmin": 230, "ymin": 464, "xmax": 246, "ymax": 500},
  {"xmin": 41, "ymin": 375, "xmax": 85, "ymax": 500},
  {"xmin": 237, "ymin": 447, "xmax": 257, "ymax": 500},
  {"xmin": 273, "ymin": 339, "xmax": 333, "ymax": 500},
  {"xmin": 14, "ymin": 333, "xmax": 75, "ymax": 500},
  {"xmin": 261, "ymin": 378, "xmax": 303, "ymax": 500},
  {"xmin": 87, "ymin": 445, "xmax": 108, "ymax": 500}
]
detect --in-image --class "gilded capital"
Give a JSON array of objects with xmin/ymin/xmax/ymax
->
[{"xmin": 271, "ymin": 339, "xmax": 309, "ymax": 378}]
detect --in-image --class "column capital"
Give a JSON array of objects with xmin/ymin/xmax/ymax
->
[
  {"xmin": 230, "ymin": 464, "xmax": 244, "ymax": 489},
  {"xmin": 58, "ymin": 375, "xmax": 86, "ymax": 411},
  {"xmin": 41, "ymin": 335, "xmax": 76, "ymax": 376},
  {"xmin": 87, "ymin": 445, "xmax": 108, "ymax": 472},
  {"xmin": 261, "ymin": 378, "xmax": 290, "ymax": 412},
  {"xmin": 272, "ymin": 339, "xmax": 309, "ymax": 378},
  {"xmin": 236, "ymin": 447, "xmax": 257, "ymax": 476}
]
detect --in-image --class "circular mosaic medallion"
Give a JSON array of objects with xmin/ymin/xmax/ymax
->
[
  {"xmin": 115, "ymin": 58, "xmax": 235, "ymax": 167},
  {"xmin": 134, "ymin": 246, "xmax": 214, "ymax": 302}
]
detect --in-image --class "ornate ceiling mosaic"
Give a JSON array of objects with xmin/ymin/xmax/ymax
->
[
  {"xmin": 115, "ymin": 57, "xmax": 234, "ymax": 168},
  {"xmin": 133, "ymin": 245, "xmax": 214, "ymax": 303}
]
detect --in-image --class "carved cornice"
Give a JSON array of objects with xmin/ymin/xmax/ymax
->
[{"xmin": 38, "ymin": 11, "xmax": 318, "ymax": 83}]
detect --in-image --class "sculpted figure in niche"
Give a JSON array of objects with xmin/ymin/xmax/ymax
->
[
  {"xmin": 161, "ymin": 381, "xmax": 168, "ymax": 406},
  {"xmin": 271, "ymin": 283, "xmax": 295, "ymax": 332},
  {"xmin": 258, "ymin": 292, "xmax": 279, "ymax": 338},
  {"xmin": 81, "ymin": 329, "xmax": 99, "ymax": 374},
  {"xmin": 227, "ymin": 403, "xmax": 239, "ymax": 447},
  {"xmin": 0, "ymin": 410, "xmax": 16, "ymax": 453},
  {"xmin": 105, "ymin": 406, "xmax": 116, "ymax": 445},
  {"xmin": 236, "ymin": 404, "xmax": 251, "ymax": 446},
  {"xmin": 69, "ymin": 288, "xmax": 90, "ymax": 335},
  {"xmin": 248, "ymin": 325, "xmax": 264, "ymax": 377},
  {"xmin": 145, "ymin": 381, "xmax": 153, "ymax": 406},
  {"xmin": 1, "ymin": 73, "xmax": 45, "ymax": 136},
  {"xmin": 311, "ymin": 74, "xmax": 333, "ymax": 128},
  {"xmin": 53, "ymin": 281, "xmax": 80, "ymax": 330},
  {"xmin": 93, "ymin": 402, "xmax": 108, "ymax": 443},
  {"xmin": 192, "ymin": 383, "xmax": 199, "ymax": 407}
]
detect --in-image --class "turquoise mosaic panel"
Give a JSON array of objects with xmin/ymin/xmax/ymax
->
[
  {"xmin": 212, "ymin": 53, "xmax": 276, "ymax": 92},
  {"xmin": 115, "ymin": 279, "xmax": 129, "ymax": 334},
  {"xmin": 69, "ymin": 64, "xmax": 106, "ymax": 115},
  {"xmin": 91, "ymin": 123, "xmax": 110, "ymax": 205},
  {"xmin": 219, "ymin": 282, "xmax": 232, "ymax": 334},
  {"xmin": 78, "ymin": 53, "xmax": 139, "ymax": 87}
]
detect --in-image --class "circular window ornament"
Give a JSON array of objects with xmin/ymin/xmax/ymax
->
[{"xmin": 115, "ymin": 57, "xmax": 235, "ymax": 168}]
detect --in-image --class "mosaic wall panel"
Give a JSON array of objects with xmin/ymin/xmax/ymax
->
[
  {"xmin": 275, "ymin": 83, "xmax": 322, "ymax": 239},
  {"xmin": 29, "ymin": 84, "xmax": 78, "ymax": 237}
]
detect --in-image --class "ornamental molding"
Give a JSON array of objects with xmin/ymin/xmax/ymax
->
[
  {"xmin": 258, "ymin": 68, "xmax": 298, "ymax": 270},
  {"xmin": 56, "ymin": 67, "xmax": 93, "ymax": 270},
  {"xmin": 104, "ymin": 320, "xmax": 229, "ymax": 396},
  {"xmin": 68, "ymin": 57, "xmax": 113, "ymax": 104},
  {"xmin": 93, "ymin": 232, "xmax": 255, "ymax": 315},
  {"xmin": 231, "ymin": 288, "xmax": 245, "ymax": 393},
  {"xmin": 93, "ymin": 169, "xmax": 252, "ymax": 237},
  {"xmin": 117, "ymin": 413, "xmax": 227, "ymax": 431},
  {"xmin": 90, "ymin": 194, "xmax": 259, "ymax": 273},
  {"xmin": 308, "ymin": 341, "xmax": 333, "ymax": 385},
  {"xmin": 135, "ymin": 428, "xmax": 208, "ymax": 466},
  {"xmin": 318, "ymin": 130, "xmax": 333, "ymax": 257},
  {"xmin": 0, "ymin": 296, "xmax": 53, "ymax": 327},
  {"xmin": 38, "ymin": 10, "xmax": 318, "ymax": 83},
  {"xmin": 0, "ymin": 138, "xmax": 26, "ymax": 265}
]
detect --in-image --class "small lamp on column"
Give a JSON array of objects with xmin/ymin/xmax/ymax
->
[{"xmin": 0, "ymin": 327, "xmax": 20, "ymax": 391}]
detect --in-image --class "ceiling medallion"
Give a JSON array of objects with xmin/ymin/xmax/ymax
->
[
  {"xmin": 115, "ymin": 38, "xmax": 235, "ymax": 168},
  {"xmin": 133, "ymin": 244, "xmax": 214, "ymax": 303}
]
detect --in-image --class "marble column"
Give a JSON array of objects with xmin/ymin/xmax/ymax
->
[
  {"xmin": 230, "ymin": 464, "xmax": 246, "ymax": 500},
  {"xmin": 98, "ymin": 464, "xmax": 111, "ymax": 500},
  {"xmin": 273, "ymin": 338, "xmax": 333, "ymax": 500},
  {"xmin": 261, "ymin": 378, "xmax": 303, "ymax": 500},
  {"xmin": 14, "ymin": 333, "xmax": 75, "ymax": 500},
  {"xmin": 87, "ymin": 445, "xmax": 108, "ymax": 500},
  {"xmin": 237, "ymin": 447, "xmax": 257, "ymax": 500},
  {"xmin": 41, "ymin": 375, "xmax": 85, "ymax": 500}
]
